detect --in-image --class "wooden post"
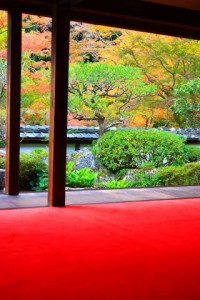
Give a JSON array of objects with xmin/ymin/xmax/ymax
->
[
  {"xmin": 5, "ymin": 9, "xmax": 22, "ymax": 195},
  {"xmin": 48, "ymin": 6, "xmax": 70, "ymax": 206}
]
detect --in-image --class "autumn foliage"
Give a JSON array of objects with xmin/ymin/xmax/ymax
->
[{"xmin": 0, "ymin": 11, "xmax": 199, "ymax": 128}]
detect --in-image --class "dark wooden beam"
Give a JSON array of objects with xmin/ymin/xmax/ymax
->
[
  {"xmin": 48, "ymin": 5, "xmax": 69, "ymax": 206},
  {"xmin": 69, "ymin": 2, "xmax": 200, "ymax": 40},
  {"xmin": 1, "ymin": 0, "xmax": 200, "ymax": 39},
  {"xmin": 5, "ymin": 8, "xmax": 22, "ymax": 195},
  {"xmin": 0, "ymin": 0, "xmax": 51, "ymax": 17},
  {"xmin": 70, "ymin": 0, "xmax": 200, "ymax": 28}
]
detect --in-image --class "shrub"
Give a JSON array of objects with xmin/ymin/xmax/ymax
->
[
  {"xmin": 97, "ymin": 130, "xmax": 187, "ymax": 172},
  {"xmin": 66, "ymin": 161, "xmax": 97, "ymax": 188},
  {"xmin": 154, "ymin": 162, "xmax": 200, "ymax": 186},
  {"xmin": 0, "ymin": 156, "xmax": 5, "ymax": 169},
  {"xmin": 33, "ymin": 169, "xmax": 48, "ymax": 191},
  {"xmin": 19, "ymin": 152, "xmax": 47, "ymax": 191},
  {"xmin": 128, "ymin": 170, "xmax": 159, "ymax": 187},
  {"xmin": 186, "ymin": 146, "xmax": 200, "ymax": 162},
  {"xmin": 0, "ymin": 151, "xmax": 48, "ymax": 191},
  {"xmin": 99, "ymin": 179, "xmax": 130, "ymax": 189}
]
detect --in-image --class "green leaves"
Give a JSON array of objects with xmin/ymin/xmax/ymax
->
[
  {"xmin": 68, "ymin": 62, "xmax": 156, "ymax": 133},
  {"xmin": 97, "ymin": 129, "xmax": 187, "ymax": 172},
  {"xmin": 66, "ymin": 161, "xmax": 97, "ymax": 188},
  {"xmin": 173, "ymin": 78, "xmax": 200, "ymax": 127},
  {"xmin": 155, "ymin": 162, "xmax": 200, "ymax": 186}
]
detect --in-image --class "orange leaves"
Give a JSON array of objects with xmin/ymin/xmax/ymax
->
[
  {"xmin": 23, "ymin": 70, "xmax": 47, "ymax": 80},
  {"xmin": 22, "ymin": 31, "xmax": 51, "ymax": 54},
  {"xmin": 31, "ymin": 61, "xmax": 51, "ymax": 69},
  {"xmin": 21, "ymin": 82, "xmax": 50, "ymax": 94},
  {"xmin": 126, "ymin": 107, "xmax": 166, "ymax": 128},
  {"xmin": 0, "ymin": 49, "xmax": 7, "ymax": 60},
  {"xmin": 0, "ymin": 11, "xmax": 7, "ymax": 30},
  {"xmin": 22, "ymin": 14, "xmax": 51, "ymax": 32}
]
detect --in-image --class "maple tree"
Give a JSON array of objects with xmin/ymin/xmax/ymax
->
[
  {"xmin": 0, "ymin": 11, "xmax": 199, "ymax": 130},
  {"xmin": 69, "ymin": 22, "xmax": 122, "ymax": 64},
  {"xmin": 0, "ymin": 59, "xmax": 6, "ymax": 106},
  {"xmin": 0, "ymin": 11, "xmax": 7, "ymax": 143},
  {"xmin": 0, "ymin": 11, "xmax": 7, "ymax": 107},
  {"xmin": 172, "ymin": 78, "xmax": 200, "ymax": 127},
  {"xmin": 114, "ymin": 31, "xmax": 200, "ymax": 127},
  {"xmin": 20, "ymin": 14, "xmax": 51, "ymax": 124},
  {"xmin": 68, "ymin": 62, "xmax": 156, "ymax": 135},
  {"xmin": 0, "ymin": 10, "xmax": 7, "ymax": 60}
]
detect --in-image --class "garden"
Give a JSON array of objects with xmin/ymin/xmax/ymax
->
[
  {"xmin": 0, "ymin": 129, "xmax": 199, "ymax": 191},
  {"xmin": 0, "ymin": 12, "xmax": 199, "ymax": 191}
]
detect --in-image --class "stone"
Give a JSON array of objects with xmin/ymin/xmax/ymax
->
[
  {"xmin": 123, "ymin": 170, "xmax": 137, "ymax": 181},
  {"xmin": 67, "ymin": 147, "xmax": 115, "ymax": 187},
  {"xmin": 0, "ymin": 150, "xmax": 5, "ymax": 157},
  {"xmin": 67, "ymin": 147, "xmax": 99, "ymax": 172},
  {"xmin": 0, "ymin": 169, "xmax": 5, "ymax": 191}
]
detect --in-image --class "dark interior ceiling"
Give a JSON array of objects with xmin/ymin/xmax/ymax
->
[
  {"xmin": 1, "ymin": 0, "xmax": 200, "ymax": 11},
  {"xmin": 30, "ymin": 0, "xmax": 200, "ymax": 11},
  {"xmin": 0, "ymin": 0, "xmax": 199, "ymax": 39},
  {"xmin": 144, "ymin": 0, "xmax": 200, "ymax": 11}
]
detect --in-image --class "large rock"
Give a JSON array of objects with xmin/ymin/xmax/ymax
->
[
  {"xmin": 0, "ymin": 150, "xmax": 5, "ymax": 157},
  {"xmin": 67, "ymin": 148, "xmax": 114, "ymax": 186},
  {"xmin": 0, "ymin": 169, "xmax": 5, "ymax": 191},
  {"xmin": 67, "ymin": 148, "xmax": 99, "ymax": 172}
]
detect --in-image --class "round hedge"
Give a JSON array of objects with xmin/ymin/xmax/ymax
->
[
  {"xmin": 186, "ymin": 145, "xmax": 200, "ymax": 162},
  {"xmin": 96, "ymin": 129, "xmax": 187, "ymax": 172}
]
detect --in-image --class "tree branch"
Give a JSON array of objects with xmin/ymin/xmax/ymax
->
[{"xmin": 105, "ymin": 120, "xmax": 124, "ymax": 130}]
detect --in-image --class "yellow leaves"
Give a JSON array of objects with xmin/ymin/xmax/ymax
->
[
  {"xmin": 0, "ymin": 10, "xmax": 7, "ymax": 30},
  {"xmin": 29, "ymin": 98, "xmax": 48, "ymax": 110},
  {"xmin": 126, "ymin": 114, "xmax": 147, "ymax": 127},
  {"xmin": 126, "ymin": 107, "xmax": 166, "ymax": 128}
]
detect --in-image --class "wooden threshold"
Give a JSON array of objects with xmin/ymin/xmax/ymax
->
[{"xmin": 0, "ymin": 186, "xmax": 199, "ymax": 209}]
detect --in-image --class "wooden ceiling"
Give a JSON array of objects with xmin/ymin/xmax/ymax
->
[
  {"xmin": 11, "ymin": 0, "xmax": 200, "ymax": 11},
  {"xmin": 144, "ymin": 0, "xmax": 200, "ymax": 11},
  {"xmin": 0, "ymin": 0, "xmax": 200, "ymax": 39}
]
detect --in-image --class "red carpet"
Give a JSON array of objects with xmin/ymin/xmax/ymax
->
[{"xmin": 0, "ymin": 198, "xmax": 200, "ymax": 300}]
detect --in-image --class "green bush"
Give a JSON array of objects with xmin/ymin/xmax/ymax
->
[
  {"xmin": 99, "ymin": 179, "xmax": 130, "ymax": 189},
  {"xmin": 186, "ymin": 146, "xmax": 200, "ymax": 162},
  {"xmin": 154, "ymin": 162, "xmax": 200, "ymax": 186},
  {"xmin": 128, "ymin": 170, "xmax": 159, "ymax": 187},
  {"xmin": 0, "ymin": 156, "xmax": 5, "ymax": 169},
  {"xmin": 19, "ymin": 152, "xmax": 47, "ymax": 191},
  {"xmin": 97, "ymin": 130, "xmax": 187, "ymax": 172},
  {"xmin": 66, "ymin": 161, "xmax": 97, "ymax": 188},
  {"xmin": 0, "ymin": 152, "xmax": 48, "ymax": 191},
  {"xmin": 32, "ymin": 168, "xmax": 48, "ymax": 191}
]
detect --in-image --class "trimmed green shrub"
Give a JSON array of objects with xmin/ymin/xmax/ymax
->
[
  {"xmin": 19, "ymin": 152, "xmax": 47, "ymax": 191},
  {"xmin": 0, "ymin": 156, "xmax": 5, "ymax": 169},
  {"xmin": 0, "ymin": 152, "xmax": 48, "ymax": 191},
  {"xmin": 186, "ymin": 146, "xmax": 200, "ymax": 162},
  {"xmin": 154, "ymin": 162, "xmax": 200, "ymax": 186},
  {"xmin": 66, "ymin": 161, "xmax": 97, "ymax": 188},
  {"xmin": 97, "ymin": 130, "xmax": 187, "ymax": 172}
]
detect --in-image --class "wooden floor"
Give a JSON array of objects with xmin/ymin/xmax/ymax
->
[{"xmin": 0, "ymin": 185, "xmax": 199, "ymax": 209}]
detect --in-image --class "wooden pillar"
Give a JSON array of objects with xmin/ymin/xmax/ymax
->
[
  {"xmin": 48, "ymin": 6, "xmax": 70, "ymax": 206},
  {"xmin": 5, "ymin": 9, "xmax": 22, "ymax": 195}
]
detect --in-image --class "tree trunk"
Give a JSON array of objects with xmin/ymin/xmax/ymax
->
[{"xmin": 98, "ymin": 116, "xmax": 105, "ymax": 136}]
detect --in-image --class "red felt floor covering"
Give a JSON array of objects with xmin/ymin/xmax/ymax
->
[{"xmin": 0, "ymin": 198, "xmax": 200, "ymax": 300}]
